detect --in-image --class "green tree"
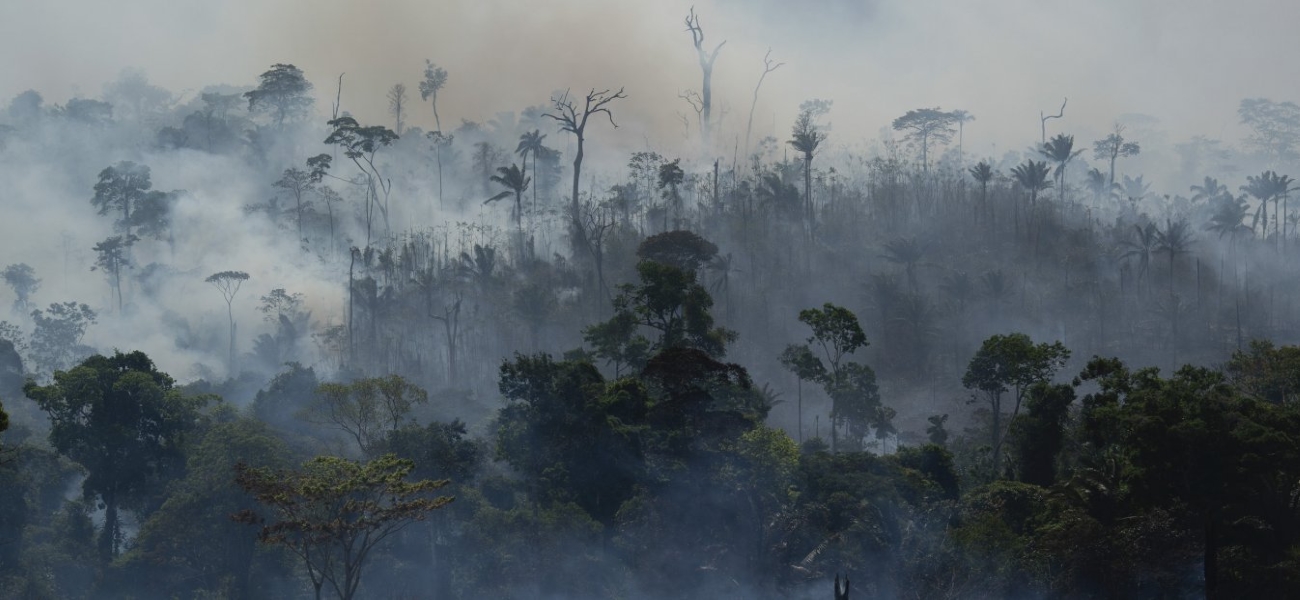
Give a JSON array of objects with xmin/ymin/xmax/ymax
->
[
  {"xmin": 962, "ymin": 333, "xmax": 1070, "ymax": 476},
  {"xmin": 234, "ymin": 454, "xmax": 452, "ymax": 600},
  {"xmin": 92, "ymin": 234, "xmax": 138, "ymax": 313},
  {"xmin": 786, "ymin": 303, "xmax": 888, "ymax": 452},
  {"xmin": 306, "ymin": 375, "xmax": 429, "ymax": 456},
  {"xmin": 779, "ymin": 343, "xmax": 824, "ymax": 444},
  {"xmin": 244, "ymin": 63, "xmax": 313, "ymax": 129},
  {"xmin": 584, "ymin": 260, "xmax": 735, "ymax": 373},
  {"xmin": 324, "ymin": 117, "xmax": 399, "ymax": 246},
  {"xmin": 24, "ymin": 351, "xmax": 208, "ymax": 562},
  {"xmin": 28, "ymin": 301, "xmax": 96, "ymax": 376},
  {"xmin": 418, "ymin": 60, "xmax": 448, "ymax": 132},
  {"xmin": 1006, "ymin": 382, "xmax": 1075, "ymax": 486}
]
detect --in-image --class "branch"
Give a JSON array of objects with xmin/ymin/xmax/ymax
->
[
  {"xmin": 762, "ymin": 48, "xmax": 785, "ymax": 75},
  {"xmin": 1041, "ymin": 97, "xmax": 1068, "ymax": 123}
]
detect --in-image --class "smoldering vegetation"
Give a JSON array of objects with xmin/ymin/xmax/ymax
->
[{"xmin": 1, "ymin": 3, "xmax": 1300, "ymax": 599}]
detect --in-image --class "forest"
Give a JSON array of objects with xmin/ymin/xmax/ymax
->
[{"xmin": 1, "ymin": 3, "xmax": 1300, "ymax": 599}]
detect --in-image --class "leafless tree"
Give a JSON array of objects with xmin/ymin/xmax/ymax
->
[
  {"xmin": 745, "ymin": 48, "xmax": 784, "ymax": 157},
  {"xmin": 387, "ymin": 83, "xmax": 408, "ymax": 135},
  {"xmin": 1040, "ymin": 97, "xmax": 1067, "ymax": 144},
  {"xmin": 543, "ymin": 87, "xmax": 627, "ymax": 249},
  {"xmin": 685, "ymin": 6, "xmax": 725, "ymax": 148}
]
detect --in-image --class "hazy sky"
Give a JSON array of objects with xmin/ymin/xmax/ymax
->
[{"xmin": 2, "ymin": 0, "xmax": 1297, "ymax": 154}]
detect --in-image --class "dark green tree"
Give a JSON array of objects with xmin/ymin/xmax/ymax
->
[
  {"xmin": 962, "ymin": 333, "xmax": 1069, "ymax": 475},
  {"xmin": 24, "ymin": 351, "xmax": 207, "ymax": 562},
  {"xmin": 244, "ymin": 63, "xmax": 313, "ymax": 128}
]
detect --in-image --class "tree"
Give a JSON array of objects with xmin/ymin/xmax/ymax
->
[
  {"xmin": 484, "ymin": 164, "xmax": 530, "ymax": 239},
  {"xmin": 91, "ymin": 234, "xmax": 138, "ymax": 313},
  {"xmin": 1006, "ymin": 382, "xmax": 1075, "ymax": 486},
  {"xmin": 779, "ymin": 343, "xmax": 824, "ymax": 444},
  {"xmin": 275, "ymin": 165, "xmax": 324, "ymax": 245},
  {"xmin": 206, "ymin": 271, "xmax": 250, "ymax": 374},
  {"xmin": 1, "ymin": 263, "xmax": 39, "ymax": 313},
  {"xmin": 91, "ymin": 161, "xmax": 153, "ymax": 235},
  {"xmin": 1010, "ymin": 160, "xmax": 1052, "ymax": 238},
  {"xmin": 234, "ymin": 454, "xmax": 452, "ymax": 600},
  {"xmin": 1039, "ymin": 97, "xmax": 1067, "ymax": 144},
  {"xmin": 516, "ymin": 129, "xmax": 547, "ymax": 213},
  {"xmin": 951, "ymin": 109, "xmax": 975, "ymax": 163},
  {"xmin": 636, "ymin": 230, "xmax": 719, "ymax": 274},
  {"xmin": 961, "ymin": 333, "xmax": 1069, "ymax": 476},
  {"xmin": 28, "ymin": 302, "xmax": 96, "ymax": 376},
  {"xmin": 1240, "ymin": 170, "xmax": 1294, "ymax": 242},
  {"xmin": 307, "ymin": 375, "xmax": 429, "ymax": 456},
  {"xmin": 656, "ymin": 159, "xmax": 686, "ymax": 229},
  {"xmin": 1238, "ymin": 97, "xmax": 1300, "ymax": 163},
  {"xmin": 1120, "ymin": 222, "xmax": 1159, "ymax": 290},
  {"xmin": 969, "ymin": 161, "xmax": 995, "ymax": 218},
  {"xmin": 892, "ymin": 108, "xmax": 957, "ymax": 171},
  {"xmin": 24, "ymin": 351, "xmax": 207, "ymax": 562},
  {"xmin": 544, "ymin": 87, "xmax": 626, "ymax": 248},
  {"xmin": 744, "ymin": 49, "xmax": 783, "ymax": 155},
  {"xmin": 1039, "ymin": 133, "xmax": 1083, "ymax": 203},
  {"xmin": 789, "ymin": 108, "xmax": 827, "ymax": 241},
  {"xmin": 244, "ymin": 63, "xmax": 313, "ymax": 129},
  {"xmin": 324, "ymin": 117, "xmax": 398, "ymax": 246},
  {"xmin": 584, "ymin": 260, "xmax": 735, "ymax": 375},
  {"xmin": 684, "ymin": 6, "xmax": 725, "ymax": 148},
  {"xmin": 418, "ymin": 60, "xmax": 448, "ymax": 132},
  {"xmin": 1155, "ymin": 219, "xmax": 1194, "ymax": 298},
  {"xmin": 786, "ymin": 303, "xmax": 888, "ymax": 452},
  {"xmin": 1092, "ymin": 124, "xmax": 1140, "ymax": 188},
  {"xmin": 386, "ymin": 83, "xmax": 407, "ymax": 135}
]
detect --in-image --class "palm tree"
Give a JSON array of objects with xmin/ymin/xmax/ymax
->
[
  {"xmin": 788, "ymin": 110, "xmax": 827, "ymax": 242},
  {"xmin": 1240, "ymin": 171, "xmax": 1294, "ymax": 248},
  {"xmin": 1010, "ymin": 160, "xmax": 1052, "ymax": 238},
  {"xmin": 1085, "ymin": 167, "xmax": 1115, "ymax": 208},
  {"xmin": 882, "ymin": 236, "xmax": 925, "ymax": 293},
  {"xmin": 969, "ymin": 161, "xmax": 994, "ymax": 219},
  {"xmin": 485, "ymin": 164, "xmax": 531, "ymax": 238},
  {"xmin": 1039, "ymin": 134, "xmax": 1083, "ymax": 203},
  {"xmin": 1121, "ymin": 175, "xmax": 1152, "ymax": 207},
  {"xmin": 940, "ymin": 271, "xmax": 976, "ymax": 314},
  {"xmin": 1190, "ymin": 176, "xmax": 1229, "ymax": 204},
  {"xmin": 1155, "ymin": 219, "xmax": 1194, "ymax": 298},
  {"xmin": 1120, "ymin": 222, "xmax": 1158, "ymax": 292},
  {"xmin": 1204, "ymin": 194, "xmax": 1251, "ymax": 243},
  {"xmin": 516, "ymin": 129, "xmax": 547, "ymax": 213},
  {"xmin": 951, "ymin": 110, "xmax": 975, "ymax": 164}
]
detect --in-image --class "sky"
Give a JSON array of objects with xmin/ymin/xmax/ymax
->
[{"xmin": 1, "ymin": 0, "xmax": 1297, "ymax": 160}]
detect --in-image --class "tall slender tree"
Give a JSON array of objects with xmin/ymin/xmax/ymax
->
[
  {"xmin": 206, "ymin": 271, "xmax": 250, "ymax": 374},
  {"xmin": 544, "ymin": 87, "xmax": 627, "ymax": 249},
  {"xmin": 684, "ymin": 6, "xmax": 725, "ymax": 148}
]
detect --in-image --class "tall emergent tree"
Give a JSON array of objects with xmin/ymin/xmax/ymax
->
[
  {"xmin": 234, "ymin": 454, "xmax": 452, "ymax": 600},
  {"xmin": 244, "ymin": 63, "xmax": 313, "ymax": 129},
  {"xmin": 544, "ymin": 87, "xmax": 626, "ymax": 247},
  {"xmin": 962, "ymin": 333, "xmax": 1069, "ymax": 475},
  {"xmin": 789, "ymin": 107, "xmax": 827, "ymax": 241},
  {"xmin": 206, "ymin": 271, "xmax": 250, "ymax": 374},
  {"xmin": 92, "ymin": 234, "xmax": 138, "ymax": 313},
  {"xmin": 744, "ymin": 49, "xmax": 783, "ymax": 155},
  {"xmin": 485, "ymin": 163, "xmax": 531, "ymax": 239},
  {"xmin": 892, "ymin": 108, "xmax": 957, "ymax": 171},
  {"xmin": 25, "ymin": 351, "xmax": 206, "ymax": 562},
  {"xmin": 684, "ymin": 6, "xmax": 725, "ymax": 148},
  {"xmin": 418, "ymin": 60, "xmax": 448, "ymax": 132},
  {"xmin": 785, "ymin": 303, "xmax": 889, "ymax": 452},
  {"xmin": 386, "ymin": 83, "xmax": 407, "ymax": 135},
  {"xmin": 1, "ymin": 263, "xmax": 39, "ymax": 313},
  {"xmin": 324, "ymin": 117, "xmax": 399, "ymax": 246},
  {"xmin": 1092, "ymin": 124, "xmax": 1140, "ymax": 188},
  {"xmin": 1039, "ymin": 133, "xmax": 1083, "ymax": 203},
  {"xmin": 92, "ymin": 161, "xmax": 153, "ymax": 235}
]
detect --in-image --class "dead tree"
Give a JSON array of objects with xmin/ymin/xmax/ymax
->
[
  {"xmin": 685, "ymin": 6, "xmax": 725, "ymax": 148},
  {"xmin": 1040, "ymin": 97, "xmax": 1067, "ymax": 144},
  {"xmin": 745, "ymin": 48, "xmax": 784, "ymax": 156},
  {"xmin": 544, "ymin": 87, "xmax": 626, "ymax": 252}
]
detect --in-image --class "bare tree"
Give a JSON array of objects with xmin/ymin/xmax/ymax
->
[
  {"xmin": 1040, "ymin": 97, "xmax": 1067, "ymax": 144},
  {"xmin": 386, "ymin": 83, "xmax": 408, "ymax": 135},
  {"xmin": 684, "ymin": 6, "xmax": 725, "ymax": 148},
  {"xmin": 744, "ymin": 48, "xmax": 783, "ymax": 157},
  {"xmin": 544, "ymin": 87, "xmax": 627, "ymax": 248}
]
